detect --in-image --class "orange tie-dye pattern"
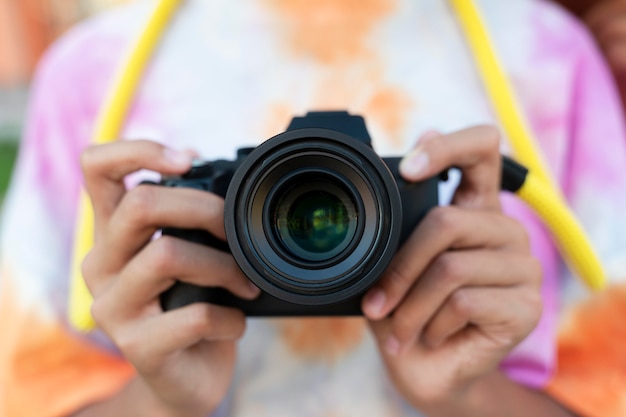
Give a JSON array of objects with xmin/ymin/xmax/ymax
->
[
  {"xmin": 261, "ymin": 1, "xmax": 414, "ymax": 358},
  {"xmin": 261, "ymin": 102, "xmax": 294, "ymax": 138},
  {"xmin": 0, "ymin": 269, "xmax": 135, "ymax": 417},
  {"xmin": 546, "ymin": 283, "xmax": 626, "ymax": 417},
  {"xmin": 279, "ymin": 318, "xmax": 367, "ymax": 362},
  {"xmin": 363, "ymin": 88, "xmax": 415, "ymax": 142},
  {"xmin": 262, "ymin": 0, "xmax": 415, "ymax": 148},
  {"xmin": 263, "ymin": 0, "xmax": 396, "ymax": 65}
]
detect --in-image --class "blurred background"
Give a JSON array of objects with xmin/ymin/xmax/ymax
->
[
  {"xmin": 0, "ymin": 0, "xmax": 623, "ymax": 211},
  {"xmin": 0, "ymin": 0, "xmax": 128, "ymax": 208}
]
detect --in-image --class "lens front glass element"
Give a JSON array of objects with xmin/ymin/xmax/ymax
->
[
  {"xmin": 287, "ymin": 191, "xmax": 348, "ymax": 253},
  {"xmin": 274, "ymin": 182, "xmax": 358, "ymax": 262}
]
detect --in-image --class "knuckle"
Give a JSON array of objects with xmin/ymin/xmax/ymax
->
[
  {"xmin": 522, "ymin": 284, "xmax": 543, "ymax": 316},
  {"xmin": 198, "ymin": 194, "xmax": 225, "ymax": 232},
  {"xmin": 147, "ymin": 236, "xmax": 180, "ymax": 275},
  {"xmin": 185, "ymin": 303, "xmax": 215, "ymax": 336},
  {"xmin": 90, "ymin": 297, "xmax": 111, "ymax": 331},
  {"xmin": 236, "ymin": 316, "xmax": 247, "ymax": 338},
  {"xmin": 89, "ymin": 300, "xmax": 105, "ymax": 326},
  {"xmin": 80, "ymin": 145, "xmax": 101, "ymax": 174},
  {"xmin": 120, "ymin": 185, "xmax": 158, "ymax": 223},
  {"xmin": 514, "ymin": 289, "xmax": 543, "ymax": 340},
  {"xmin": 229, "ymin": 310, "xmax": 247, "ymax": 339},
  {"xmin": 114, "ymin": 328, "xmax": 142, "ymax": 360},
  {"xmin": 391, "ymin": 309, "xmax": 417, "ymax": 344},
  {"xmin": 476, "ymin": 125, "xmax": 501, "ymax": 153},
  {"xmin": 504, "ymin": 216, "xmax": 530, "ymax": 249},
  {"xmin": 449, "ymin": 289, "xmax": 473, "ymax": 318},
  {"xmin": 383, "ymin": 263, "xmax": 416, "ymax": 298},
  {"xmin": 205, "ymin": 194, "xmax": 224, "ymax": 220},
  {"xmin": 514, "ymin": 223, "xmax": 531, "ymax": 249},
  {"xmin": 529, "ymin": 292, "xmax": 543, "ymax": 327},
  {"xmin": 81, "ymin": 251, "xmax": 100, "ymax": 290},
  {"xmin": 426, "ymin": 206, "xmax": 460, "ymax": 235},
  {"xmin": 431, "ymin": 253, "xmax": 464, "ymax": 288},
  {"xmin": 528, "ymin": 290, "xmax": 543, "ymax": 318}
]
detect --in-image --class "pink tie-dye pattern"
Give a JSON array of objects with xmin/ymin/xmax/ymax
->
[
  {"xmin": 527, "ymin": 2, "xmax": 626, "ymax": 194},
  {"xmin": 499, "ymin": 194, "xmax": 560, "ymax": 387},
  {"xmin": 3, "ymin": 1, "xmax": 626, "ymax": 415},
  {"xmin": 497, "ymin": 2, "xmax": 626, "ymax": 389}
]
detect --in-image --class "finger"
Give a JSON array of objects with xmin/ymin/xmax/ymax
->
[
  {"xmin": 586, "ymin": 1, "xmax": 626, "ymax": 33},
  {"xmin": 81, "ymin": 140, "xmax": 194, "ymax": 237},
  {"xmin": 101, "ymin": 236, "xmax": 259, "ymax": 317},
  {"xmin": 362, "ymin": 206, "xmax": 530, "ymax": 320},
  {"xmin": 399, "ymin": 125, "xmax": 502, "ymax": 210},
  {"xmin": 367, "ymin": 317, "xmax": 394, "ymax": 353},
  {"xmin": 422, "ymin": 286, "xmax": 542, "ymax": 351},
  {"xmin": 389, "ymin": 250, "xmax": 541, "ymax": 350},
  {"xmin": 98, "ymin": 185, "xmax": 227, "ymax": 274},
  {"xmin": 111, "ymin": 303, "xmax": 246, "ymax": 373}
]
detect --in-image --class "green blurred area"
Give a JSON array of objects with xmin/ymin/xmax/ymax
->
[{"xmin": 0, "ymin": 140, "xmax": 19, "ymax": 201}]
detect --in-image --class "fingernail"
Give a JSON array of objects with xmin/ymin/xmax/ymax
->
[
  {"xmin": 400, "ymin": 147, "xmax": 429, "ymax": 179},
  {"xmin": 364, "ymin": 288, "xmax": 386, "ymax": 317},
  {"xmin": 163, "ymin": 148, "xmax": 193, "ymax": 168},
  {"xmin": 385, "ymin": 336, "xmax": 401, "ymax": 356}
]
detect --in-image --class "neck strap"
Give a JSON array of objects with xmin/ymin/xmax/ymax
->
[{"xmin": 69, "ymin": 0, "xmax": 605, "ymax": 331}]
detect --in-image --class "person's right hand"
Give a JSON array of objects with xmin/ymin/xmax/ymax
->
[{"xmin": 80, "ymin": 140, "xmax": 260, "ymax": 417}]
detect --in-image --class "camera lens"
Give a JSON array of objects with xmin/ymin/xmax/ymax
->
[
  {"xmin": 284, "ymin": 191, "xmax": 349, "ymax": 254},
  {"xmin": 274, "ymin": 183, "xmax": 358, "ymax": 262},
  {"xmin": 225, "ymin": 130, "xmax": 403, "ymax": 306}
]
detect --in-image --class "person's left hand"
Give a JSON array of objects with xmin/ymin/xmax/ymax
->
[{"xmin": 361, "ymin": 126, "xmax": 543, "ymax": 412}]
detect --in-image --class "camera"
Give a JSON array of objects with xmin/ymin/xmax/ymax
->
[{"xmin": 159, "ymin": 111, "xmax": 439, "ymax": 316}]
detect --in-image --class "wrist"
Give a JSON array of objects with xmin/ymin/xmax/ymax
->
[
  {"xmin": 401, "ymin": 373, "xmax": 479, "ymax": 417},
  {"xmin": 412, "ymin": 371, "xmax": 577, "ymax": 417},
  {"xmin": 413, "ymin": 372, "xmax": 492, "ymax": 417}
]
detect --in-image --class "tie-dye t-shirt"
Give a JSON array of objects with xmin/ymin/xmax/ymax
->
[{"xmin": 1, "ymin": 0, "xmax": 626, "ymax": 416}]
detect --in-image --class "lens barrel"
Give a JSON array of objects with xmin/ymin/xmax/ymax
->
[{"xmin": 224, "ymin": 128, "xmax": 403, "ymax": 306}]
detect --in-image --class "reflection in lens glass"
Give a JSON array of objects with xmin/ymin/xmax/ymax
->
[
  {"xmin": 274, "ymin": 184, "xmax": 358, "ymax": 262},
  {"xmin": 287, "ymin": 191, "xmax": 349, "ymax": 254}
]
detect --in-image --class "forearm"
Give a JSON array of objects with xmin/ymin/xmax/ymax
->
[
  {"xmin": 73, "ymin": 377, "xmax": 210, "ymax": 417},
  {"xmin": 419, "ymin": 370, "xmax": 578, "ymax": 417}
]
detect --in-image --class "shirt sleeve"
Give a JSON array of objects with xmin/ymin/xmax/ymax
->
[
  {"xmin": 542, "ymin": 11, "xmax": 626, "ymax": 417},
  {"xmin": 0, "ymin": 24, "xmax": 135, "ymax": 417}
]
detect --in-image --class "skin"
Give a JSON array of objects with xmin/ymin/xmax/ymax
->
[
  {"xmin": 75, "ymin": 127, "xmax": 576, "ymax": 417},
  {"xmin": 77, "ymin": 143, "xmax": 260, "ymax": 417},
  {"xmin": 362, "ymin": 128, "xmax": 575, "ymax": 416},
  {"xmin": 558, "ymin": 0, "xmax": 626, "ymax": 104}
]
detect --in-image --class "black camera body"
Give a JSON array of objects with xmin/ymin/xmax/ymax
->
[{"xmin": 159, "ymin": 111, "xmax": 439, "ymax": 316}]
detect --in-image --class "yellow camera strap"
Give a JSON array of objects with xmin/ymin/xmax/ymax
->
[
  {"xmin": 449, "ymin": 0, "xmax": 605, "ymax": 291},
  {"xmin": 449, "ymin": 0, "xmax": 556, "ymax": 188},
  {"xmin": 69, "ymin": 0, "xmax": 183, "ymax": 331},
  {"xmin": 69, "ymin": 0, "xmax": 606, "ymax": 332}
]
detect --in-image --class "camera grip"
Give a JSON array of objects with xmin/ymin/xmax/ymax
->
[
  {"xmin": 382, "ymin": 157, "xmax": 439, "ymax": 245},
  {"xmin": 157, "ymin": 215, "xmax": 360, "ymax": 315},
  {"xmin": 159, "ymin": 227, "xmax": 232, "ymax": 311}
]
